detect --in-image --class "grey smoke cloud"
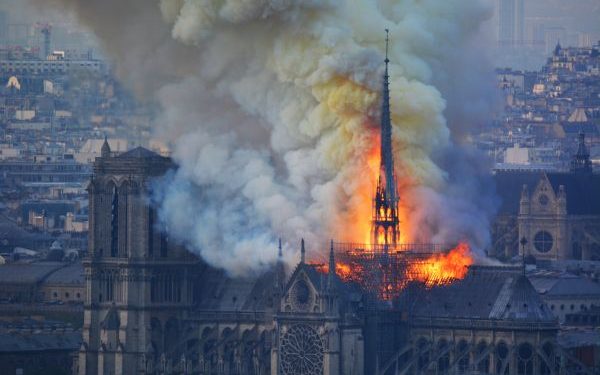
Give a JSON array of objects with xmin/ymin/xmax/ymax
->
[{"xmin": 28, "ymin": 0, "xmax": 499, "ymax": 276}]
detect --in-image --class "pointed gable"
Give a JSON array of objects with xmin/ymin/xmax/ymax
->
[
  {"xmin": 101, "ymin": 306, "xmax": 120, "ymax": 330},
  {"xmin": 494, "ymin": 170, "xmax": 600, "ymax": 215},
  {"xmin": 282, "ymin": 263, "xmax": 323, "ymax": 313}
]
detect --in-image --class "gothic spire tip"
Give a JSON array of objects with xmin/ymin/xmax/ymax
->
[
  {"xmin": 278, "ymin": 238, "xmax": 282, "ymax": 257},
  {"xmin": 384, "ymin": 28, "xmax": 390, "ymax": 64}
]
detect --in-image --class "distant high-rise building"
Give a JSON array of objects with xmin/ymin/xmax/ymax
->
[
  {"xmin": 0, "ymin": 11, "xmax": 8, "ymax": 44},
  {"xmin": 498, "ymin": 0, "xmax": 525, "ymax": 46},
  {"xmin": 544, "ymin": 26, "xmax": 567, "ymax": 55}
]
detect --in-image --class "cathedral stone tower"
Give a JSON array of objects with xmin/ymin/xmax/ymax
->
[{"xmin": 80, "ymin": 146, "xmax": 200, "ymax": 375}]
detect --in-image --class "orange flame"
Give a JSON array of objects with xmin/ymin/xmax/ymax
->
[
  {"xmin": 407, "ymin": 242, "xmax": 473, "ymax": 287},
  {"xmin": 310, "ymin": 262, "xmax": 354, "ymax": 282}
]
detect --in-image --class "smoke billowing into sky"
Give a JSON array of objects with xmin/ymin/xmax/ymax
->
[{"xmin": 27, "ymin": 0, "xmax": 499, "ymax": 276}]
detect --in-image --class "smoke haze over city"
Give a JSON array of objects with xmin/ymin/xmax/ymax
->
[
  {"xmin": 13, "ymin": 0, "xmax": 503, "ymax": 276},
  {"xmin": 1, "ymin": 1, "xmax": 600, "ymax": 374}
]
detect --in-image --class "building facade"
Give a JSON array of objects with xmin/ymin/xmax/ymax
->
[{"xmin": 492, "ymin": 134, "xmax": 600, "ymax": 262}]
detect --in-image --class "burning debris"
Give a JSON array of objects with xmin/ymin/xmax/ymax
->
[{"xmin": 313, "ymin": 242, "xmax": 473, "ymax": 300}]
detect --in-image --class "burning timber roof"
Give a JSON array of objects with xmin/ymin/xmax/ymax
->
[
  {"xmin": 493, "ymin": 170, "xmax": 600, "ymax": 215},
  {"xmin": 410, "ymin": 266, "xmax": 556, "ymax": 323}
]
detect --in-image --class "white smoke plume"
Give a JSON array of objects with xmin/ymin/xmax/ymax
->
[{"xmin": 30, "ymin": 0, "xmax": 497, "ymax": 276}]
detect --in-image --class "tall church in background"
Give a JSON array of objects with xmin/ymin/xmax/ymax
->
[{"xmin": 497, "ymin": 0, "xmax": 525, "ymax": 46}]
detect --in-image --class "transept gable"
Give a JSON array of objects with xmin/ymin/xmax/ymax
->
[
  {"xmin": 282, "ymin": 264, "xmax": 322, "ymax": 313},
  {"xmin": 531, "ymin": 173, "xmax": 557, "ymax": 214}
]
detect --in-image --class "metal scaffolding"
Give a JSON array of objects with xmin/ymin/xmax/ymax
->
[{"xmin": 334, "ymin": 242, "xmax": 454, "ymax": 301}]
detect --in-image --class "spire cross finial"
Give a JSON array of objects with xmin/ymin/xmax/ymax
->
[{"xmin": 385, "ymin": 28, "xmax": 390, "ymax": 63}]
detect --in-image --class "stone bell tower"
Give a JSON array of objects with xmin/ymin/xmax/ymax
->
[{"xmin": 80, "ymin": 144, "xmax": 200, "ymax": 375}]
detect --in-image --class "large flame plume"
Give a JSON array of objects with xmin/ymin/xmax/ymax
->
[
  {"xmin": 314, "ymin": 243, "xmax": 474, "ymax": 300},
  {"xmin": 30, "ymin": 0, "xmax": 497, "ymax": 276}
]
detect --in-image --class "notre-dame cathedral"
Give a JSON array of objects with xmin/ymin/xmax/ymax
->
[
  {"xmin": 78, "ymin": 37, "xmax": 597, "ymax": 374},
  {"xmin": 80, "ymin": 140, "xmax": 593, "ymax": 375}
]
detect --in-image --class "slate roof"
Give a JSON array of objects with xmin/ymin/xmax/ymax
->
[
  {"xmin": 193, "ymin": 260, "xmax": 363, "ymax": 315},
  {"xmin": 493, "ymin": 170, "xmax": 600, "ymax": 215},
  {"xmin": 0, "ymin": 262, "xmax": 65, "ymax": 284},
  {"xmin": 42, "ymin": 263, "xmax": 84, "ymax": 285},
  {"xmin": 194, "ymin": 267, "xmax": 275, "ymax": 312},
  {"xmin": 0, "ymin": 331, "xmax": 81, "ymax": 353},
  {"xmin": 410, "ymin": 266, "xmax": 555, "ymax": 322},
  {"xmin": 0, "ymin": 215, "xmax": 53, "ymax": 249},
  {"xmin": 529, "ymin": 274, "xmax": 600, "ymax": 297},
  {"xmin": 116, "ymin": 147, "xmax": 165, "ymax": 160}
]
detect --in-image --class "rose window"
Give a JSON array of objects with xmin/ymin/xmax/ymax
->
[{"xmin": 280, "ymin": 324, "xmax": 323, "ymax": 375}]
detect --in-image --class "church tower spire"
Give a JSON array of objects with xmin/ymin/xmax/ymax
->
[
  {"xmin": 328, "ymin": 240, "xmax": 336, "ymax": 290},
  {"xmin": 372, "ymin": 29, "xmax": 400, "ymax": 247},
  {"xmin": 571, "ymin": 131, "xmax": 592, "ymax": 174}
]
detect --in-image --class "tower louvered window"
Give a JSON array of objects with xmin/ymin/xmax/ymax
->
[
  {"xmin": 160, "ymin": 232, "xmax": 168, "ymax": 258},
  {"xmin": 148, "ymin": 208, "xmax": 154, "ymax": 256},
  {"xmin": 110, "ymin": 186, "xmax": 118, "ymax": 257}
]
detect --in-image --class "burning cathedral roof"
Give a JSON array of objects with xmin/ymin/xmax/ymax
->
[{"xmin": 409, "ymin": 266, "xmax": 556, "ymax": 324}]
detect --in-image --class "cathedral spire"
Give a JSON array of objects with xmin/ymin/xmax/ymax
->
[
  {"xmin": 371, "ymin": 29, "xmax": 400, "ymax": 247},
  {"xmin": 101, "ymin": 135, "xmax": 111, "ymax": 158},
  {"xmin": 380, "ymin": 28, "xmax": 396, "ymax": 202},
  {"xmin": 300, "ymin": 238, "xmax": 305, "ymax": 264}
]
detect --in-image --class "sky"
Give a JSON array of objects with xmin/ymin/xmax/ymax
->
[{"xmin": 1, "ymin": 0, "xmax": 599, "ymax": 67}]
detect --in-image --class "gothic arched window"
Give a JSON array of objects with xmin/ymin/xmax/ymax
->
[
  {"xmin": 437, "ymin": 339, "xmax": 450, "ymax": 373},
  {"xmin": 572, "ymin": 242, "xmax": 582, "ymax": 260},
  {"xmin": 457, "ymin": 339, "xmax": 470, "ymax": 373},
  {"xmin": 110, "ymin": 185, "xmax": 118, "ymax": 257},
  {"xmin": 496, "ymin": 341, "xmax": 510, "ymax": 375},
  {"xmin": 476, "ymin": 341, "xmax": 490, "ymax": 373},
  {"xmin": 539, "ymin": 342, "xmax": 554, "ymax": 375},
  {"xmin": 417, "ymin": 338, "xmax": 430, "ymax": 371},
  {"xmin": 517, "ymin": 342, "xmax": 534, "ymax": 375},
  {"xmin": 160, "ymin": 232, "xmax": 168, "ymax": 258},
  {"xmin": 148, "ymin": 208, "xmax": 154, "ymax": 256}
]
